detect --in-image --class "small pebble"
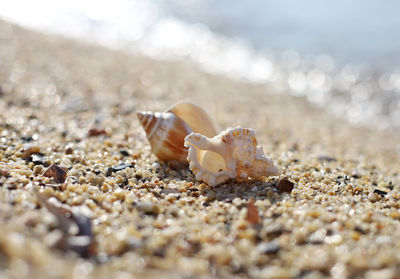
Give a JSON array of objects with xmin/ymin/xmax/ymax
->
[
  {"xmin": 88, "ymin": 128, "xmax": 108, "ymax": 137},
  {"xmin": 119, "ymin": 149, "xmax": 130, "ymax": 157},
  {"xmin": 31, "ymin": 154, "xmax": 46, "ymax": 165},
  {"xmin": 113, "ymin": 164, "xmax": 134, "ymax": 172},
  {"xmin": 43, "ymin": 164, "xmax": 68, "ymax": 183},
  {"xmin": 373, "ymin": 189, "xmax": 387, "ymax": 197},
  {"xmin": 276, "ymin": 179, "xmax": 295, "ymax": 193},
  {"xmin": 135, "ymin": 202, "xmax": 159, "ymax": 215},
  {"xmin": 257, "ymin": 241, "xmax": 280, "ymax": 255}
]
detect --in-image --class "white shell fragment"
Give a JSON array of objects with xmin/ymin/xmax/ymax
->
[
  {"xmin": 136, "ymin": 101, "xmax": 219, "ymax": 163},
  {"xmin": 184, "ymin": 127, "xmax": 281, "ymax": 186}
]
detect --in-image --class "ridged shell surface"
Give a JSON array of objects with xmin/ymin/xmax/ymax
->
[
  {"xmin": 136, "ymin": 111, "xmax": 192, "ymax": 163},
  {"xmin": 136, "ymin": 101, "xmax": 219, "ymax": 163},
  {"xmin": 184, "ymin": 127, "xmax": 280, "ymax": 186}
]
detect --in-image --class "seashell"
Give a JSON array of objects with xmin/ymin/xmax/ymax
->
[
  {"xmin": 167, "ymin": 101, "xmax": 219, "ymax": 137},
  {"xmin": 136, "ymin": 101, "xmax": 219, "ymax": 163},
  {"xmin": 136, "ymin": 111, "xmax": 193, "ymax": 163},
  {"xmin": 184, "ymin": 127, "xmax": 280, "ymax": 186}
]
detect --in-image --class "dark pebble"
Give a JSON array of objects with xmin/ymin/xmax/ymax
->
[
  {"xmin": 43, "ymin": 164, "xmax": 68, "ymax": 183},
  {"xmin": 354, "ymin": 226, "xmax": 366, "ymax": 234},
  {"xmin": 202, "ymin": 201, "xmax": 211, "ymax": 207},
  {"xmin": 119, "ymin": 149, "xmax": 130, "ymax": 157},
  {"xmin": 21, "ymin": 135, "xmax": 34, "ymax": 142},
  {"xmin": 5, "ymin": 184, "xmax": 17, "ymax": 190},
  {"xmin": 88, "ymin": 127, "xmax": 108, "ymax": 137},
  {"xmin": 373, "ymin": 189, "xmax": 387, "ymax": 197},
  {"xmin": 276, "ymin": 179, "xmax": 295, "ymax": 193},
  {"xmin": 105, "ymin": 167, "xmax": 113, "ymax": 177},
  {"xmin": 65, "ymin": 147, "xmax": 73, "ymax": 154},
  {"xmin": 119, "ymin": 177, "xmax": 129, "ymax": 187}
]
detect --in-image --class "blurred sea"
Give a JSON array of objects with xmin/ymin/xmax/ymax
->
[{"xmin": 1, "ymin": 0, "xmax": 400, "ymax": 130}]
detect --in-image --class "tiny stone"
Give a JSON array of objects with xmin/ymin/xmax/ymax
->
[
  {"xmin": 21, "ymin": 135, "xmax": 34, "ymax": 142},
  {"xmin": 43, "ymin": 164, "xmax": 68, "ymax": 183},
  {"xmin": 113, "ymin": 163, "xmax": 135, "ymax": 172},
  {"xmin": 65, "ymin": 147, "xmax": 73, "ymax": 154},
  {"xmin": 136, "ymin": 202, "xmax": 159, "ymax": 215},
  {"xmin": 276, "ymin": 179, "xmax": 295, "ymax": 193},
  {"xmin": 119, "ymin": 149, "xmax": 130, "ymax": 157},
  {"xmin": 88, "ymin": 127, "xmax": 108, "ymax": 137},
  {"xmin": 258, "ymin": 241, "xmax": 280, "ymax": 255},
  {"xmin": 105, "ymin": 167, "xmax": 113, "ymax": 177},
  {"xmin": 151, "ymin": 162, "xmax": 160, "ymax": 170},
  {"xmin": 373, "ymin": 189, "xmax": 387, "ymax": 197},
  {"xmin": 308, "ymin": 229, "xmax": 326, "ymax": 244},
  {"xmin": 31, "ymin": 154, "xmax": 46, "ymax": 165}
]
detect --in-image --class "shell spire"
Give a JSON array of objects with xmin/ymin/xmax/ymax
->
[
  {"xmin": 184, "ymin": 127, "xmax": 280, "ymax": 186},
  {"xmin": 136, "ymin": 111, "xmax": 192, "ymax": 163},
  {"xmin": 136, "ymin": 101, "xmax": 220, "ymax": 163}
]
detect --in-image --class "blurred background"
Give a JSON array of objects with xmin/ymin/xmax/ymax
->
[{"xmin": 1, "ymin": 0, "xmax": 400, "ymax": 131}]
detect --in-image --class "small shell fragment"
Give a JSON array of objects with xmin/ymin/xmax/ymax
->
[
  {"xmin": 43, "ymin": 164, "xmax": 68, "ymax": 183},
  {"xmin": 184, "ymin": 127, "xmax": 280, "ymax": 186}
]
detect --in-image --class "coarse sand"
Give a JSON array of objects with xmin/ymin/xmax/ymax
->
[{"xmin": 1, "ymin": 20, "xmax": 400, "ymax": 278}]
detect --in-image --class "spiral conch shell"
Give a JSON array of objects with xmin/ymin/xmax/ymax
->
[
  {"xmin": 136, "ymin": 101, "xmax": 219, "ymax": 163},
  {"xmin": 184, "ymin": 127, "xmax": 281, "ymax": 186}
]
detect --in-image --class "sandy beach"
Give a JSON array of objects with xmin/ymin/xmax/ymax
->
[{"xmin": 1, "ymin": 20, "xmax": 400, "ymax": 278}]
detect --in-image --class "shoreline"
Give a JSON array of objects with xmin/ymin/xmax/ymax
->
[{"xmin": 1, "ymin": 20, "xmax": 400, "ymax": 278}]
